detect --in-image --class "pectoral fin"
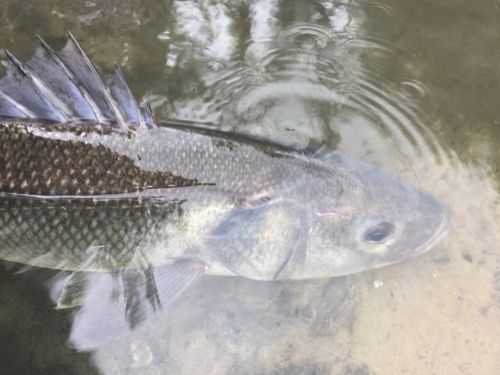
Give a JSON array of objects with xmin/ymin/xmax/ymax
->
[
  {"xmin": 205, "ymin": 200, "xmax": 309, "ymax": 280},
  {"xmin": 64, "ymin": 260, "xmax": 206, "ymax": 351},
  {"xmin": 56, "ymin": 271, "xmax": 88, "ymax": 309}
]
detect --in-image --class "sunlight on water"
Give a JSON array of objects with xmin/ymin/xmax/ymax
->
[
  {"xmin": 155, "ymin": 0, "xmax": 450, "ymax": 190},
  {"xmin": 1, "ymin": 0, "xmax": 500, "ymax": 374}
]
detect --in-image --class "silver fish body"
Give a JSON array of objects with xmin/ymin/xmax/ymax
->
[
  {"xmin": 0, "ymin": 34, "xmax": 451, "ymax": 349},
  {"xmin": 0, "ymin": 121, "xmax": 450, "ymax": 280}
]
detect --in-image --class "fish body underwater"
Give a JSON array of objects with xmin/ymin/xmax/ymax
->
[{"xmin": 0, "ymin": 34, "xmax": 451, "ymax": 349}]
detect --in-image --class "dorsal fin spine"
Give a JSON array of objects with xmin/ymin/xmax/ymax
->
[
  {"xmin": 113, "ymin": 63, "xmax": 147, "ymax": 129},
  {"xmin": 66, "ymin": 32, "xmax": 127, "ymax": 127},
  {"xmin": 0, "ymin": 87, "xmax": 36, "ymax": 118},
  {"xmin": 146, "ymin": 101, "xmax": 157, "ymax": 128},
  {"xmin": 35, "ymin": 35, "xmax": 104, "ymax": 125},
  {"xmin": 5, "ymin": 51, "xmax": 66, "ymax": 123},
  {"xmin": 6, "ymin": 50, "xmax": 72, "ymax": 122}
]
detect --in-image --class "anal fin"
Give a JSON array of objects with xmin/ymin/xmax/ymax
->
[
  {"xmin": 56, "ymin": 271, "xmax": 88, "ymax": 309},
  {"xmin": 66, "ymin": 260, "xmax": 206, "ymax": 351}
]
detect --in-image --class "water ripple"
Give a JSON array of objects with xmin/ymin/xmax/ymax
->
[
  {"xmin": 277, "ymin": 23, "xmax": 333, "ymax": 50},
  {"xmin": 157, "ymin": 0, "xmax": 448, "ymax": 176},
  {"xmin": 365, "ymin": 2, "xmax": 397, "ymax": 16}
]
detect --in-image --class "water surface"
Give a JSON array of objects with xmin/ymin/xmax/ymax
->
[{"xmin": 1, "ymin": 0, "xmax": 500, "ymax": 373}]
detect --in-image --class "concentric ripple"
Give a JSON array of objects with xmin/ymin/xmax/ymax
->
[
  {"xmin": 155, "ymin": 0, "xmax": 449, "ymax": 180},
  {"xmin": 277, "ymin": 23, "xmax": 333, "ymax": 50}
]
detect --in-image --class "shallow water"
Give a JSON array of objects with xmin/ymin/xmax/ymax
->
[{"xmin": 1, "ymin": 0, "xmax": 500, "ymax": 373}]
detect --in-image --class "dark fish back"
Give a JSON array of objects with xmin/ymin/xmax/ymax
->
[
  {"xmin": 0, "ymin": 33, "xmax": 209, "ymax": 197},
  {"xmin": 0, "ymin": 124, "xmax": 204, "ymax": 196},
  {"xmin": 0, "ymin": 33, "xmax": 211, "ymax": 271}
]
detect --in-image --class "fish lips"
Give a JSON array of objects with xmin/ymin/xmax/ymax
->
[{"xmin": 373, "ymin": 206, "xmax": 452, "ymax": 269}]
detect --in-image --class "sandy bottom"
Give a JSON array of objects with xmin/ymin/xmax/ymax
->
[
  {"xmin": 0, "ymin": 160, "xmax": 498, "ymax": 375},
  {"xmin": 68, "ymin": 162, "xmax": 496, "ymax": 374},
  {"xmin": 2, "ymin": 162, "xmax": 499, "ymax": 375}
]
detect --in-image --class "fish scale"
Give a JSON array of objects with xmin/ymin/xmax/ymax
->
[
  {"xmin": 0, "ymin": 34, "xmax": 451, "ymax": 350},
  {"xmin": 0, "ymin": 124, "xmax": 205, "ymax": 195},
  {"xmin": 0, "ymin": 195, "xmax": 183, "ymax": 270}
]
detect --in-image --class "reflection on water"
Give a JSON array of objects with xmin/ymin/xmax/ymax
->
[
  {"xmin": 161, "ymin": 0, "xmax": 445, "ymax": 172},
  {"xmin": 1, "ymin": 0, "xmax": 500, "ymax": 373}
]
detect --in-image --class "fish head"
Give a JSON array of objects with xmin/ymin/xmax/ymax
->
[
  {"xmin": 297, "ymin": 154, "xmax": 451, "ymax": 278},
  {"xmin": 206, "ymin": 152, "xmax": 450, "ymax": 281}
]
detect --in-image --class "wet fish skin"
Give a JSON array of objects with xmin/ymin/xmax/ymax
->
[
  {"xmin": 206, "ymin": 150, "xmax": 451, "ymax": 280},
  {"xmin": 0, "ymin": 34, "xmax": 452, "ymax": 349},
  {"xmin": 0, "ymin": 34, "xmax": 450, "ymax": 280},
  {"xmin": 0, "ymin": 120, "xmax": 327, "ymax": 274},
  {"xmin": 0, "ymin": 121, "xmax": 450, "ymax": 279}
]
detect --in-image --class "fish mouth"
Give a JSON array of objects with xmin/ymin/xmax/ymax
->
[
  {"xmin": 373, "ymin": 206, "xmax": 452, "ymax": 269},
  {"xmin": 414, "ymin": 206, "xmax": 452, "ymax": 256}
]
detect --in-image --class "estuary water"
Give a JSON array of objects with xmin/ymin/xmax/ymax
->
[{"xmin": 1, "ymin": 0, "xmax": 499, "ymax": 374}]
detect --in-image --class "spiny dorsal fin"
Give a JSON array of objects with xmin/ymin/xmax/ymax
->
[
  {"xmin": 32, "ymin": 35, "xmax": 100, "ymax": 123},
  {"xmin": 1, "ymin": 50, "xmax": 66, "ymax": 123},
  {"xmin": 0, "ymin": 33, "xmax": 157, "ymax": 128},
  {"xmin": 109, "ymin": 63, "xmax": 147, "ymax": 129},
  {"xmin": 7, "ymin": 49, "xmax": 75, "ymax": 123},
  {"xmin": 0, "ymin": 83, "xmax": 36, "ymax": 120},
  {"xmin": 57, "ymin": 32, "xmax": 126, "ymax": 125}
]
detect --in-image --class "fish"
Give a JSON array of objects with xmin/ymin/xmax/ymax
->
[{"xmin": 0, "ymin": 33, "xmax": 451, "ymax": 349}]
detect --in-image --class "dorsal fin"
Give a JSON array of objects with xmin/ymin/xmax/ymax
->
[
  {"xmin": 0, "ymin": 51, "xmax": 66, "ymax": 123},
  {"xmin": 0, "ymin": 33, "xmax": 156, "ymax": 128},
  {"xmin": 31, "ymin": 35, "xmax": 99, "ymax": 123},
  {"xmin": 0, "ymin": 85, "xmax": 36, "ymax": 119},
  {"xmin": 109, "ymin": 63, "xmax": 147, "ymax": 128},
  {"xmin": 57, "ymin": 32, "xmax": 126, "ymax": 125}
]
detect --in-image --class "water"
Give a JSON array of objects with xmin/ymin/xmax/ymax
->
[{"xmin": 1, "ymin": 0, "xmax": 499, "ymax": 373}]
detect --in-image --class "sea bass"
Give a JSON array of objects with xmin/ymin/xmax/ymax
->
[{"xmin": 0, "ymin": 34, "xmax": 451, "ymax": 349}]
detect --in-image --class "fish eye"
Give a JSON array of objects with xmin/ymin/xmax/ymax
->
[{"xmin": 363, "ymin": 222, "xmax": 395, "ymax": 244}]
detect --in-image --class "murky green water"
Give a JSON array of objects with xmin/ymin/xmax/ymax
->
[{"xmin": 1, "ymin": 0, "xmax": 500, "ymax": 373}]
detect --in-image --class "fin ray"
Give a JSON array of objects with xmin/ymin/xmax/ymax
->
[
  {"xmin": 29, "ymin": 37, "xmax": 98, "ymax": 122},
  {"xmin": 0, "ymin": 33, "xmax": 156, "ymax": 128},
  {"xmin": 0, "ymin": 52, "xmax": 65, "ymax": 122},
  {"xmin": 67, "ymin": 260, "xmax": 206, "ymax": 351},
  {"xmin": 145, "ymin": 101, "xmax": 156, "ymax": 127},
  {"xmin": 110, "ymin": 64, "xmax": 146, "ymax": 128},
  {"xmin": 56, "ymin": 32, "xmax": 124, "ymax": 124},
  {"xmin": 0, "ymin": 89, "xmax": 32, "ymax": 119}
]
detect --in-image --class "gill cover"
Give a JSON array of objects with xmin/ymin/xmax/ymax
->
[{"xmin": 205, "ymin": 200, "xmax": 309, "ymax": 280}]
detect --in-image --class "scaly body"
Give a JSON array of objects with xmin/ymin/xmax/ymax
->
[{"xmin": 0, "ymin": 34, "xmax": 451, "ymax": 349}]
